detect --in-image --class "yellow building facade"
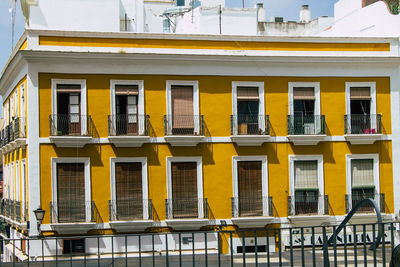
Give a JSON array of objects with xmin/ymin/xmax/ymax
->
[{"xmin": 0, "ymin": 30, "xmax": 399, "ymax": 255}]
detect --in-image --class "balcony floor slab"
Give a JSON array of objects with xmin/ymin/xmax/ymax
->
[
  {"xmin": 108, "ymin": 136, "xmax": 150, "ymax": 147},
  {"xmin": 49, "ymin": 136, "xmax": 92, "ymax": 147},
  {"xmin": 230, "ymin": 135, "xmax": 270, "ymax": 146}
]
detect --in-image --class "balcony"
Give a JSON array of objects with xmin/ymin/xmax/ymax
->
[
  {"xmin": 230, "ymin": 115, "xmax": 270, "ymax": 146},
  {"xmin": 0, "ymin": 117, "xmax": 27, "ymax": 153},
  {"xmin": 231, "ymin": 196, "xmax": 275, "ymax": 228},
  {"xmin": 165, "ymin": 198, "xmax": 209, "ymax": 230},
  {"xmin": 49, "ymin": 200, "xmax": 98, "ymax": 234},
  {"xmin": 108, "ymin": 115, "xmax": 150, "ymax": 147},
  {"xmin": 345, "ymin": 193, "xmax": 385, "ymax": 214},
  {"xmin": 287, "ymin": 115, "xmax": 326, "ymax": 145},
  {"xmin": 344, "ymin": 114, "xmax": 382, "ymax": 144},
  {"xmin": 0, "ymin": 199, "xmax": 27, "ymax": 227},
  {"xmin": 164, "ymin": 115, "xmax": 205, "ymax": 146},
  {"xmin": 49, "ymin": 114, "xmax": 93, "ymax": 147},
  {"xmin": 108, "ymin": 199, "xmax": 153, "ymax": 232},
  {"xmin": 287, "ymin": 194, "xmax": 330, "ymax": 225}
]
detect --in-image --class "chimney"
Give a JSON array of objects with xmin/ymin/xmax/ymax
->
[
  {"xmin": 256, "ymin": 3, "xmax": 266, "ymax": 22},
  {"xmin": 299, "ymin": 5, "xmax": 311, "ymax": 23}
]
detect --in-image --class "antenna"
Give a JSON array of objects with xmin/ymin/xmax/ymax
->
[{"xmin": 10, "ymin": 0, "xmax": 17, "ymax": 51}]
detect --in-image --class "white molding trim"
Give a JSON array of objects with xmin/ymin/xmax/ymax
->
[
  {"xmin": 345, "ymin": 82, "xmax": 377, "ymax": 115},
  {"xmin": 166, "ymin": 80, "xmax": 200, "ymax": 134},
  {"xmin": 109, "ymin": 157, "xmax": 149, "ymax": 220},
  {"xmin": 51, "ymin": 157, "xmax": 91, "ymax": 221},
  {"xmin": 289, "ymin": 155, "xmax": 324, "ymax": 215},
  {"xmin": 51, "ymin": 79, "xmax": 87, "ymax": 134},
  {"xmin": 345, "ymin": 154, "xmax": 380, "ymax": 210},
  {"xmin": 166, "ymin": 157, "xmax": 203, "ymax": 218},
  {"xmin": 110, "ymin": 80, "xmax": 145, "ymax": 135},
  {"xmin": 232, "ymin": 156, "xmax": 269, "ymax": 216},
  {"xmin": 288, "ymin": 82, "xmax": 320, "ymax": 115}
]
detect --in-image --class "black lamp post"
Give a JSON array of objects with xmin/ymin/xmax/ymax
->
[{"xmin": 33, "ymin": 208, "xmax": 45, "ymax": 236}]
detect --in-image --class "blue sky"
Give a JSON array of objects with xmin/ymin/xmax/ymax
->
[{"xmin": 0, "ymin": 0, "xmax": 337, "ymax": 71}]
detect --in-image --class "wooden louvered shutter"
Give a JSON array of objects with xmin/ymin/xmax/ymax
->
[
  {"xmin": 171, "ymin": 162, "xmax": 197, "ymax": 218},
  {"xmin": 115, "ymin": 162, "xmax": 143, "ymax": 220},
  {"xmin": 293, "ymin": 87, "xmax": 315, "ymax": 100},
  {"xmin": 57, "ymin": 163, "xmax": 85, "ymax": 223},
  {"xmin": 350, "ymin": 87, "xmax": 371, "ymax": 100},
  {"xmin": 171, "ymin": 86, "xmax": 194, "ymax": 130},
  {"xmin": 115, "ymin": 85, "xmax": 138, "ymax": 95},
  {"xmin": 237, "ymin": 161, "xmax": 262, "ymax": 216},
  {"xmin": 237, "ymin": 87, "xmax": 259, "ymax": 100}
]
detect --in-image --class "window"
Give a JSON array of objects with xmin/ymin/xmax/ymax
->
[
  {"xmin": 288, "ymin": 82, "xmax": 321, "ymax": 135},
  {"xmin": 166, "ymin": 81, "xmax": 200, "ymax": 135},
  {"xmin": 232, "ymin": 156, "xmax": 268, "ymax": 217},
  {"xmin": 166, "ymin": 157, "xmax": 203, "ymax": 219},
  {"xmin": 51, "ymin": 80, "xmax": 87, "ymax": 135},
  {"xmin": 63, "ymin": 239, "xmax": 85, "ymax": 254},
  {"xmin": 51, "ymin": 158, "xmax": 91, "ymax": 223},
  {"xmin": 346, "ymin": 154, "xmax": 379, "ymax": 212},
  {"xmin": 56, "ymin": 163, "xmax": 85, "ymax": 223},
  {"xmin": 294, "ymin": 160, "xmax": 318, "ymax": 215},
  {"xmin": 232, "ymin": 82, "xmax": 265, "ymax": 135},
  {"xmin": 345, "ymin": 82, "xmax": 378, "ymax": 134},
  {"xmin": 21, "ymin": 160, "xmax": 27, "ymax": 220},
  {"xmin": 110, "ymin": 158, "xmax": 149, "ymax": 220},
  {"xmin": 289, "ymin": 155, "xmax": 324, "ymax": 215},
  {"xmin": 20, "ymin": 83, "xmax": 26, "ymax": 136},
  {"xmin": 110, "ymin": 80, "xmax": 145, "ymax": 135}
]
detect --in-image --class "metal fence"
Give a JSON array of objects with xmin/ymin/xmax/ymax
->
[
  {"xmin": 109, "ymin": 199, "xmax": 152, "ymax": 221},
  {"xmin": 230, "ymin": 115, "xmax": 270, "ymax": 136},
  {"xmin": 164, "ymin": 115, "xmax": 204, "ymax": 136},
  {"xmin": 287, "ymin": 115, "xmax": 326, "ymax": 135},
  {"xmin": 1, "ymin": 221, "xmax": 398, "ymax": 266},
  {"xmin": 108, "ymin": 114, "xmax": 149, "ymax": 136},
  {"xmin": 344, "ymin": 114, "xmax": 382, "ymax": 135},
  {"xmin": 49, "ymin": 114, "xmax": 92, "ymax": 136}
]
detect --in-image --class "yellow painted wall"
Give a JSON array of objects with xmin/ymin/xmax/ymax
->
[
  {"xmin": 3, "ymin": 76, "xmax": 28, "ymax": 125},
  {"xmin": 38, "ymin": 74, "xmax": 392, "ymax": 138},
  {"xmin": 2, "ymin": 75, "xmax": 29, "ymax": 221},
  {"xmin": 39, "ymin": 141, "xmax": 393, "ymax": 225},
  {"xmin": 37, "ymin": 74, "xmax": 393, "ymax": 226},
  {"xmin": 38, "ymin": 36, "xmax": 391, "ymax": 52}
]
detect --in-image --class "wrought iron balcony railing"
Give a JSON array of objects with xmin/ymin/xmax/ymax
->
[
  {"xmin": 288, "ymin": 194, "xmax": 328, "ymax": 216},
  {"xmin": 345, "ymin": 193, "xmax": 385, "ymax": 214},
  {"xmin": 50, "ymin": 200, "xmax": 95, "ymax": 223},
  {"xmin": 344, "ymin": 114, "xmax": 382, "ymax": 135},
  {"xmin": 231, "ymin": 196, "xmax": 273, "ymax": 218},
  {"xmin": 109, "ymin": 198, "xmax": 152, "ymax": 221},
  {"xmin": 108, "ymin": 114, "xmax": 149, "ymax": 136},
  {"xmin": 230, "ymin": 115, "xmax": 270, "ymax": 135},
  {"xmin": 165, "ymin": 198, "xmax": 208, "ymax": 219},
  {"xmin": 164, "ymin": 115, "xmax": 204, "ymax": 136},
  {"xmin": 287, "ymin": 115, "xmax": 326, "ymax": 135},
  {"xmin": 49, "ymin": 114, "xmax": 92, "ymax": 136},
  {"xmin": 13, "ymin": 117, "xmax": 26, "ymax": 139}
]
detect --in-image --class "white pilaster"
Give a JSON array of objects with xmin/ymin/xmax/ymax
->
[{"xmin": 391, "ymin": 67, "xmax": 400, "ymax": 218}]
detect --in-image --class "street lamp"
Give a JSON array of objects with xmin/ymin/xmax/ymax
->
[{"xmin": 33, "ymin": 208, "xmax": 45, "ymax": 236}]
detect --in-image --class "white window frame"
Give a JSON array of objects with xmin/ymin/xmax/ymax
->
[
  {"xmin": 51, "ymin": 157, "xmax": 91, "ymax": 222},
  {"xmin": 15, "ymin": 161, "xmax": 20, "ymax": 201},
  {"xmin": 345, "ymin": 82, "xmax": 377, "ymax": 131},
  {"xmin": 232, "ymin": 81, "xmax": 265, "ymax": 135},
  {"xmin": 166, "ymin": 157, "xmax": 204, "ymax": 219},
  {"xmin": 346, "ymin": 154, "xmax": 380, "ymax": 210},
  {"xmin": 10, "ymin": 162, "xmax": 14, "ymax": 201},
  {"xmin": 51, "ymin": 79, "xmax": 87, "ymax": 135},
  {"xmin": 21, "ymin": 159, "xmax": 26, "ymax": 220},
  {"xmin": 109, "ymin": 157, "xmax": 149, "ymax": 220},
  {"xmin": 289, "ymin": 155, "xmax": 325, "ymax": 215},
  {"xmin": 288, "ymin": 82, "xmax": 321, "ymax": 116},
  {"xmin": 166, "ymin": 80, "xmax": 200, "ymax": 134},
  {"xmin": 232, "ymin": 156, "xmax": 269, "ymax": 217},
  {"xmin": 110, "ymin": 80, "xmax": 145, "ymax": 135}
]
